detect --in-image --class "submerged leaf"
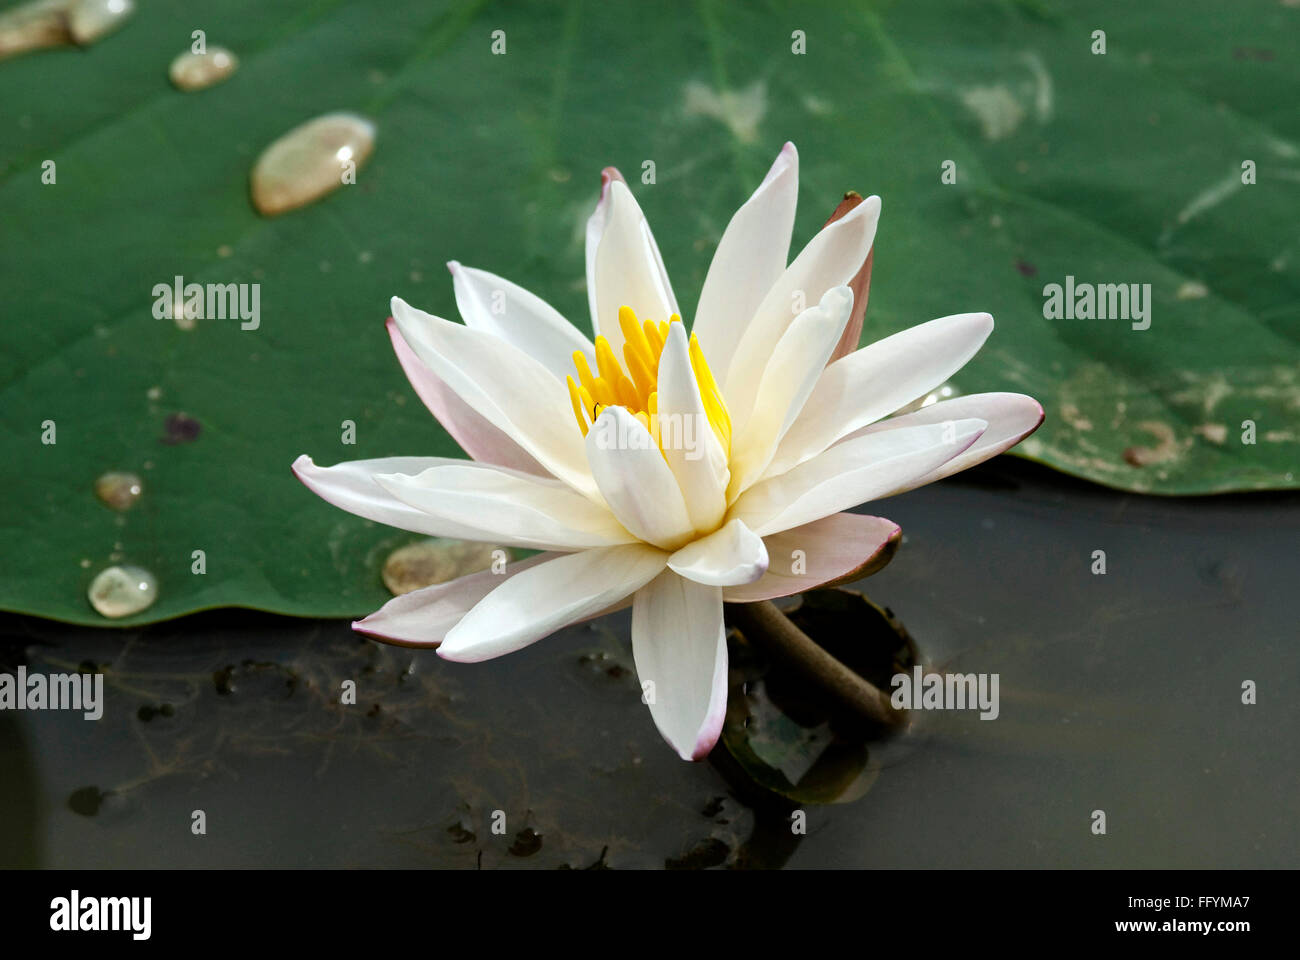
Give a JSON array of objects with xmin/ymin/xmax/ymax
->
[{"xmin": 719, "ymin": 589, "xmax": 918, "ymax": 804}]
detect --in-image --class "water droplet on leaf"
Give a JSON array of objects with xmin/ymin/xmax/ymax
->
[
  {"xmin": 168, "ymin": 45, "xmax": 237, "ymax": 91},
  {"xmin": 66, "ymin": 0, "xmax": 132, "ymax": 45},
  {"xmin": 0, "ymin": 0, "xmax": 132, "ymax": 61},
  {"xmin": 94, "ymin": 470, "xmax": 142, "ymax": 511},
  {"xmin": 382, "ymin": 539, "xmax": 506, "ymax": 596},
  {"xmin": 88, "ymin": 564, "xmax": 157, "ymax": 618},
  {"xmin": 250, "ymin": 112, "xmax": 375, "ymax": 217}
]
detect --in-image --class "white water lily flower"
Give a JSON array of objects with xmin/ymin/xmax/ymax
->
[{"xmin": 293, "ymin": 143, "xmax": 1043, "ymax": 761}]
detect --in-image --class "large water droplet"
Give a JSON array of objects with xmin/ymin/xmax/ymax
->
[
  {"xmin": 0, "ymin": 2, "xmax": 63, "ymax": 61},
  {"xmin": 0, "ymin": 0, "xmax": 132, "ymax": 60},
  {"xmin": 169, "ymin": 45, "xmax": 237, "ymax": 91},
  {"xmin": 382, "ymin": 539, "xmax": 505, "ymax": 596},
  {"xmin": 88, "ymin": 564, "xmax": 157, "ymax": 618},
  {"xmin": 250, "ymin": 112, "xmax": 375, "ymax": 217},
  {"xmin": 66, "ymin": 0, "xmax": 133, "ymax": 45},
  {"xmin": 94, "ymin": 470, "xmax": 142, "ymax": 511}
]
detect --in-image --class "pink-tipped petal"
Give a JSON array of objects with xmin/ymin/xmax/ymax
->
[
  {"xmin": 631, "ymin": 571, "xmax": 728, "ymax": 761},
  {"xmin": 722, "ymin": 512, "xmax": 901, "ymax": 602}
]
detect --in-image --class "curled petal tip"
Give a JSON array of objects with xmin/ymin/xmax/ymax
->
[
  {"xmin": 1028, "ymin": 398, "xmax": 1047, "ymax": 431},
  {"xmin": 599, "ymin": 166, "xmax": 626, "ymax": 196},
  {"xmin": 689, "ymin": 722, "xmax": 724, "ymax": 761}
]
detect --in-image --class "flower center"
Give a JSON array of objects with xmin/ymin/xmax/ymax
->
[{"xmin": 566, "ymin": 306, "xmax": 731, "ymax": 457}]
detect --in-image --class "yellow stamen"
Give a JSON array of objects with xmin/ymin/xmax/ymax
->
[
  {"xmin": 618, "ymin": 306, "xmax": 654, "ymax": 370},
  {"xmin": 689, "ymin": 332, "xmax": 732, "ymax": 456},
  {"xmin": 566, "ymin": 306, "xmax": 732, "ymax": 460},
  {"xmin": 591, "ymin": 376, "xmax": 617, "ymax": 407},
  {"xmin": 643, "ymin": 319, "xmax": 664, "ymax": 362},
  {"xmin": 566, "ymin": 376, "xmax": 589, "ymax": 437},
  {"xmin": 616, "ymin": 374, "xmax": 639, "ymax": 409},
  {"xmin": 624, "ymin": 342, "xmax": 656, "ymax": 407},
  {"xmin": 571, "ymin": 350, "xmax": 596, "ymax": 393},
  {"xmin": 594, "ymin": 336, "xmax": 621, "ymax": 386}
]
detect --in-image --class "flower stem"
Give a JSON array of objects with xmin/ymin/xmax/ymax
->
[{"xmin": 725, "ymin": 599, "xmax": 904, "ymax": 731}]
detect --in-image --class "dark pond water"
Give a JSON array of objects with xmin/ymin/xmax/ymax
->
[{"xmin": 2, "ymin": 458, "xmax": 1297, "ymax": 868}]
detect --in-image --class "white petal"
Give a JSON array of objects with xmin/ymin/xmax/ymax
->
[
  {"xmin": 390, "ymin": 296, "xmax": 598, "ymax": 500},
  {"xmin": 668, "ymin": 518, "xmax": 768, "ymax": 587},
  {"xmin": 631, "ymin": 572, "xmax": 728, "ymax": 761},
  {"xmin": 850, "ymin": 392, "xmax": 1044, "ymax": 492},
  {"xmin": 353, "ymin": 554, "xmax": 553, "ymax": 646},
  {"xmin": 585, "ymin": 406, "xmax": 695, "ymax": 550},
  {"xmin": 293, "ymin": 454, "xmax": 494, "ymax": 538},
  {"xmin": 729, "ymin": 418, "xmax": 987, "ymax": 536},
  {"xmin": 727, "ymin": 285, "xmax": 853, "ymax": 499},
  {"xmin": 585, "ymin": 166, "xmax": 625, "ymax": 339},
  {"xmin": 723, "ymin": 195, "xmax": 881, "ymax": 430},
  {"xmin": 439, "ymin": 544, "xmax": 668, "ymax": 662},
  {"xmin": 767, "ymin": 312, "xmax": 994, "ymax": 478},
  {"xmin": 374, "ymin": 462, "xmax": 633, "ymax": 551},
  {"xmin": 692, "ymin": 142, "xmax": 798, "ymax": 381},
  {"xmin": 590, "ymin": 180, "xmax": 678, "ymax": 359},
  {"xmin": 723, "ymin": 513, "xmax": 899, "ymax": 602},
  {"xmin": 656, "ymin": 322, "xmax": 729, "ymax": 533},
  {"xmin": 449, "ymin": 261, "xmax": 594, "ymax": 380},
  {"xmin": 386, "ymin": 319, "xmax": 548, "ymax": 476}
]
